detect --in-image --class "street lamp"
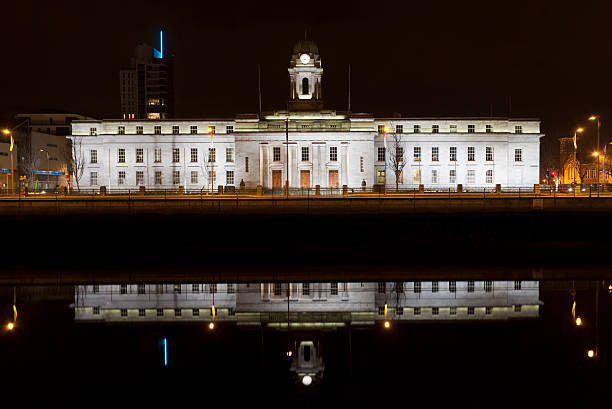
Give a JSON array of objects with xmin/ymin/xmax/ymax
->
[
  {"xmin": 2, "ymin": 129, "xmax": 14, "ymax": 193},
  {"xmin": 40, "ymin": 149, "xmax": 50, "ymax": 191},
  {"xmin": 383, "ymin": 126, "xmax": 389, "ymax": 193},
  {"xmin": 573, "ymin": 128, "xmax": 583, "ymax": 186},
  {"xmin": 589, "ymin": 116, "xmax": 601, "ymax": 192}
]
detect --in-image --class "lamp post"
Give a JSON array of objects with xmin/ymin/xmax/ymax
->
[
  {"xmin": 589, "ymin": 116, "xmax": 600, "ymax": 192},
  {"xmin": 383, "ymin": 126, "xmax": 389, "ymax": 194},
  {"xmin": 285, "ymin": 117, "xmax": 289, "ymax": 198},
  {"xmin": 2, "ymin": 129, "xmax": 14, "ymax": 193},
  {"xmin": 573, "ymin": 128, "xmax": 583, "ymax": 186}
]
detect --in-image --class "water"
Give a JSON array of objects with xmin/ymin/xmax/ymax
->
[{"xmin": 0, "ymin": 280, "xmax": 608, "ymax": 406}]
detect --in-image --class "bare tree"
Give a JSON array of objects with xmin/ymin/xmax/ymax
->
[
  {"xmin": 386, "ymin": 132, "xmax": 407, "ymax": 192},
  {"xmin": 199, "ymin": 148, "xmax": 216, "ymax": 192},
  {"xmin": 70, "ymin": 136, "xmax": 86, "ymax": 190}
]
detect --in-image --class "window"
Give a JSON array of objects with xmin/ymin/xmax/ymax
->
[
  {"xmin": 432, "ymin": 307, "xmax": 439, "ymax": 315},
  {"xmin": 486, "ymin": 124, "xmax": 492, "ymax": 133},
  {"xmin": 432, "ymin": 147, "xmax": 439, "ymax": 161},
  {"xmin": 467, "ymin": 281, "xmax": 475, "ymax": 293},
  {"xmin": 190, "ymin": 171, "xmax": 198, "ymax": 184},
  {"xmin": 514, "ymin": 148, "xmax": 522, "ymax": 162},
  {"xmin": 431, "ymin": 169, "xmax": 438, "ymax": 184},
  {"xmin": 118, "ymin": 126, "xmax": 125, "ymax": 135},
  {"xmin": 468, "ymin": 307, "xmax": 475, "ymax": 315},
  {"xmin": 136, "ymin": 126, "xmax": 143, "ymax": 135},
  {"xmin": 396, "ymin": 125, "xmax": 403, "ymax": 133},
  {"xmin": 226, "ymin": 283, "xmax": 235, "ymax": 294},
  {"xmin": 90, "ymin": 127, "xmax": 97, "ymax": 136},
  {"xmin": 377, "ymin": 147, "xmax": 385, "ymax": 162},
  {"xmin": 118, "ymin": 148, "xmax": 125, "ymax": 163},
  {"xmin": 486, "ymin": 169, "xmax": 493, "ymax": 184},
  {"xmin": 432, "ymin": 281, "xmax": 439, "ymax": 293},
  {"xmin": 136, "ymin": 171, "xmax": 144, "ymax": 185},
  {"xmin": 136, "ymin": 148, "xmax": 144, "ymax": 163},
  {"xmin": 468, "ymin": 124, "xmax": 475, "ymax": 133},
  {"xmin": 515, "ymin": 125, "xmax": 523, "ymax": 134},
  {"xmin": 467, "ymin": 170, "xmax": 475, "ymax": 184},
  {"xmin": 172, "ymin": 170, "xmax": 180, "ymax": 185},
  {"xmin": 303, "ymin": 283, "xmax": 310, "ymax": 296},
  {"xmin": 486, "ymin": 147, "xmax": 494, "ymax": 161},
  {"xmin": 412, "ymin": 124, "xmax": 420, "ymax": 133},
  {"xmin": 330, "ymin": 146, "xmax": 338, "ymax": 161},
  {"xmin": 209, "ymin": 126, "xmax": 216, "ymax": 134},
  {"xmin": 450, "ymin": 147, "xmax": 457, "ymax": 161},
  {"xmin": 121, "ymin": 309, "xmax": 128, "ymax": 317},
  {"xmin": 191, "ymin": 148, "xmax": 198, "ymax": 163},
  {"xmin": 273, "ymin": 146, "xmax": 281, "ymax": 161},
  {"xmin": 172, "ymin": 148, "xmax": 180, "ymax": 163},
  {"xmin": 514, "ymin": 280, "xmax": 522, "ymax": 291},
  {"xmin": 208, "ymin": 171, "xmax": 216, "ymax": 186},
  {"xmin": 90, "ymin": 149, "xmax": 97, "ymax": 164},
  {"xmin": 449, "ymin": 281, "xmax": 456, "ymax": 292},
  {"xmin": 432, "ymin": 124, "xmax": 439, "ymax": 133},
  {"xmin": 118, "ymin": 171, "xmax": 126, "ymax": 185},
  {"xmin": 155, "ymin": 170, "xmax": 162, "ymax": 185},
  {"xmin": 298, "ymin": 147, "xmax": 309, "ymax": 162},
  {"xmin": 193, "ymin": 308, "xmax": 200, "ymax": 316},
  {"xmin": 302, "ymin": 77, "xmax": 309, "ymax": 95},
  {"xmin": 360, "ymin": 157, "xmax": 364, "ymax": 172},
  {"xmin": 157, "ymin": 308, "xmax": 164, "ymax": 317},
  {"xmin": 154, "ymin": 125, "xmax": 161, "ymax": 135},
  {"xmin": 467, "ymin": 147, "xmax": 475, "ymax": 161},
  {"xmin": 245, "ymin": 157, "xmax": 249, "ymax": 172},
  {"xmin": 90, "ymin": 172, "xmax": 98, "ymax": 186},
  {"xmin": 120, "ymin": 284, "xmax": 127, "ymax": 294},
  {"xmin": 208, "ymin": 148, "xmax": 216, "ymax": 162},
  {"xmin": 273, "ymin": 283, "xmax": 282, "ymax": 296},
  {"xmin": 377, "ymin": 170, "xmax": 385, "ymax": 184},
  {"xmin": 486, "ymin": 307, "xmax": 493, "ymax": 315},
  {"xmin": 139, "ymin": 308, "xmax": 146, "ymax": 317},
  {"xmin": 413, "ymin": 169, "xmax": 421, "ymax": 184},
  {"xmin": 330, "ymin": 282, "xmax": 338, "ymax": 295},
  {"xmin": 378, "ymin": 125, "xmax": 385, "ymax": 133},
  {"xmin": 450, "ymin": 307, "xmax": 457, "ymax": 315},
  {"xmin": 226, "ymin": 170, "xmax": 234, "ymax": 185},
  {"xmin": 414, "ymin": 307, "xmax": 421, "ymax": 315},
  {"xmin": 450, "ymin": 125, "xmax": 457, "ymax": 133},
  {"xmin": 485, "ymin": 281, "xmax": 493, "ymax": 292},
  {"xmin": 226, "ymin": 147, "xmax": 234, "ymax": 163},
  {"xmin": 414, "ymin": 147, "xmax": 421, "ymax": 161},
  {"xmin": 172, "ymin": 125, "xmax": 179, "ymax": 135},
  {"xmin": 93, "ymin": 306, "xmax": 100, "ymax": 315},
  {"xmin": 226, "ymin": 125, "xmax": 233, "ymax": 134},
  {"xmin": 154, "ymin": 147, "xmax": 161, "ymax": 163},
  {"xmin": 190, "ymin": 125, "xmax": 198, "ymax": 134},
  {"xmin": 378, "ymin": 282, "xmax": 385, "ymax": 293},
  {"xmin": 414, "ymin": 281, "xmax": 421, "ymax": 293},
  {"xmin": 191, "ymin": 284, "xmax": 200, "ymax": 293},
  {"xmin": 174, "ymin": 284, "xmax": 182, "ymax": 294},
  {"xmin": 514, "ymin": 304, "xmax": 522, "ymax": 312},
  {"xmin": 174, "ymin": 309, "xmax": 181, "ymax": 317}
]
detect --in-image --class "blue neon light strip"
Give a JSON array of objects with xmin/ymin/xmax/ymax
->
[
  {"xmin": 33, "ymin": 170, "xmax": 64, "ymax": 176},
  {"xmin": 163, "ymin": 338, "xmax": 167, "ymax": 366},
  {"xmin": 0, "ymin": 169, "xmax": 10, "ymax": 173},
  {"xmin": 160, "ymin": 30, "xmax": 163, "ymax": 59}
]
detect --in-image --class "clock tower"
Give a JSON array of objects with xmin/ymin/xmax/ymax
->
[{"xmin": 288, "ymin": 38, "xmax": 323, "ymax": 111}]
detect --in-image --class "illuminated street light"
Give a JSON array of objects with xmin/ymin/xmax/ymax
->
[
  {"xmin": 286, "ymin": 351, "xmax": 292, "ymax": 357},
  {"xmin": 593, "ymin": 151, "xmax": 599, "ymax": 157},
  {"xmin": 384, "ymin": 320, "xmax": 390, "ymax": 329},
  {"xmin": 575, "ymin": 317, "xmax": 582, "ymax": 326},
  {"xmin": 587, "ymin": 349, "xmax": 595, "ymax": 358},
  {"xmin": 208, "ymin": 322, "xmax": 215, "ymax": 330},
  {"xmin": 2, "ymin": 129, "xmax": 9, "ymax": 135},
  {"xmin": 7, "ymin": 322, "xmax": 14, "ymax": 331},
  {"xmin": 302, "ymin": 375, "xmax": 312, "ymax": 386}
]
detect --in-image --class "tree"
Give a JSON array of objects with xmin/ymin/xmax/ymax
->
[
  {"xmin": 70, "ymin": 135, "xmax": 86, "ymax": 190},
  {"xmin": 386, "ymin": 132, "xmax": 407, "ymax": 192}
]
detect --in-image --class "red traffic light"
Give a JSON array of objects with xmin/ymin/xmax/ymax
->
[{"xmin": 551, "ymin": 171, "xmax": 556, "ymax": 176}]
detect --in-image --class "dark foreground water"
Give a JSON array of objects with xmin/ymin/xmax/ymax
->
[{"xmin": 0, "ymin": 279, "xmax": 609, "ymax": 407}]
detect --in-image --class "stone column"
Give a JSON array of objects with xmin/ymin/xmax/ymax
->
[
  {"xmin": 259, "ymin": 143, "xmax": 267, "ymax": 189},
  {"xmin": 290, "ymin": 144, "xmax": 297, "ymax": 187},
  {"xmin": 313, "ymin": 143, "xmax": 320, "ymax": 187},
  {"xmin": 341, "ymin": 142, "xmax": 349, "ymax": 187}
]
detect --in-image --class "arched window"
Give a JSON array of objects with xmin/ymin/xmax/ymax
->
[{"xmin": 302, "ymin": 77, "xmax": 309, "ymax": 95}]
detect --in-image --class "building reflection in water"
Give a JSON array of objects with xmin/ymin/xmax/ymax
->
[{"xmin": 74, "ymin": 280, "xmax": 540, "ymax": 387}]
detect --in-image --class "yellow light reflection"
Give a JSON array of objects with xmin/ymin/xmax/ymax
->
[
  {"xmin": 587, "ymin": 349, "xmax": 595, "ymax": 358},
  {"xmin": 7, "ymin": 322, "xmax": 14, "ymax": 330},
  {"xmin": 208, "ymin": 322, "xmax": 214, "ymax": 330},
  {"xmin": 384, "ymin": 321, "xmax": 390, "ymax": 329},
  {"xmin": 575, "ymin": 317, "xmax": 582, "ymax": 326}
]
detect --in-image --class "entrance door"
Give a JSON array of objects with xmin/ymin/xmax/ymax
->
[
  {"xmin": 272, "ymin": 170, "xmax": 283, "ymax": 190},
  {"xmin": 300, "ymin": 170, "xmax": 310, "ymax": 189},
  {"xmin": 329, "ymin": 170, "xmax": 339, "ymax": 188}
]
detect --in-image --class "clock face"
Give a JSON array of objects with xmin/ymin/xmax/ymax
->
[{"xmin": 299, "ymin": 53, "xmax": 310, "ymax": 64}]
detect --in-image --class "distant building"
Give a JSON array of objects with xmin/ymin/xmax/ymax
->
[
  {"xmin": 558, "ymin": 137, "xmax": 611, "ymax": 185},
  {"xmin": 0, "ymin": 141, "xmax": 17, "ymax": 192},
  {"xmin": 120, "ymin": 31, "xmax": 174, "ymax": 120}
]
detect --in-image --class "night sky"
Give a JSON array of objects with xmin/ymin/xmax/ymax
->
[{"xmin": 3, "ymin": 0, "xmax": 612, "ymax": 164}]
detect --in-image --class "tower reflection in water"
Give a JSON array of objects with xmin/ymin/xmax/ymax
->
[{"xmin": 74, "ymin": 281, "xmax": 540, "ymax": 387}]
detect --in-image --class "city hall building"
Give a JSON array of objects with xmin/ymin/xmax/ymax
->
[{"xmin": 70, "ymin": 39, "xmax": 542, "ymax": 192}]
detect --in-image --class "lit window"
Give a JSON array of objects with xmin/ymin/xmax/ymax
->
[
  {"xmin": 174, "ymin": 284, "xmax": 181, "ymax": 294},
  {"xmin": 486, "ymin": 147, "xmax": 494, "ymax": 161},
  {"xmin": 377, "ymin": 170, "xmax": 385, "ymax": 184},
  {"xmin": 377, "ymin": 125, "xmax": 385, "ymax": 133},
  {"xmin": 226, "ymin": 147, "xmax": 234, "ymax": 163},
  {"xmin": 413, "ymin": 147, "xmax": 421, "ymax": 162},
  {"xmin": 190, "ymin": 171, "xmax": 198, "ymax": 184},
  {"xmin": 191, "ymin": 148, "xmax": 198, "ymax": 163},
  {"xmin": 449, "ymin": 147, "xmax": 457, "ymax": 161},
  {"xmin": 118, "ymin": 148, "xmax": 125, "ymax": 163},
  {"xmin": 172, "ymin": 170, "xmax": 180, "ymax": 185},
  {"xmin": 273, "ymin": 147, "xmax": 281, "ymax": 161},
  {"xmin": 118, "ymin": 171, "xmax": 126, "ymax": 185},
  {"xmin": 431, "ymin": 147, "xmax": 439, "ymax": 161},
  {"xmin": 377, "ymin": 147, "xmax": 385, "ymax": 162},
  {"xmin": 449, "ymin": 125, "xmax": 457, "ymax": 133},
  {"xmin": 226, "ymin": 170, "xmax": 234, "ymax": 185},
  {"xmin": 90, "ymin": 150, "xmax": 97, "ymax": 164},
  {"xmin": 468, "ymin": 124, "xmax": 475, "ymax": 133},
  {"xmin": 330, "ymin": 146, "xmax": 338, "ymax": 161},
  {"xmin": 467, "ymin": 147, "xmax": 475, "ymax": 161},
  {"xmin": 136, "ymin": 171, "xmax": 144, "ymax": 185},
  {"xmin": 154, "ymin": 126, "xmax": 161, "ymax": 135},
  {"xmin": 154, "ymin": 148, "xmax": 162, "ymax": 163},
  {"xmin": 172, "ymin": 148, "xmax": 180, "ymax": 163},
  {"xmin": 413, "ymin": 169, "xmax": 421, "ymax": 184},
  {"xmin": 514, "ymin": 148, "xmax": 522, "ymax": 162},
  {"xmin": 302, "ymin": 147, "xmax": 309, "ymax": 161},
  {"xmin": 136, "ymin": 148, "xmax": 143, "ymax": 163}
]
